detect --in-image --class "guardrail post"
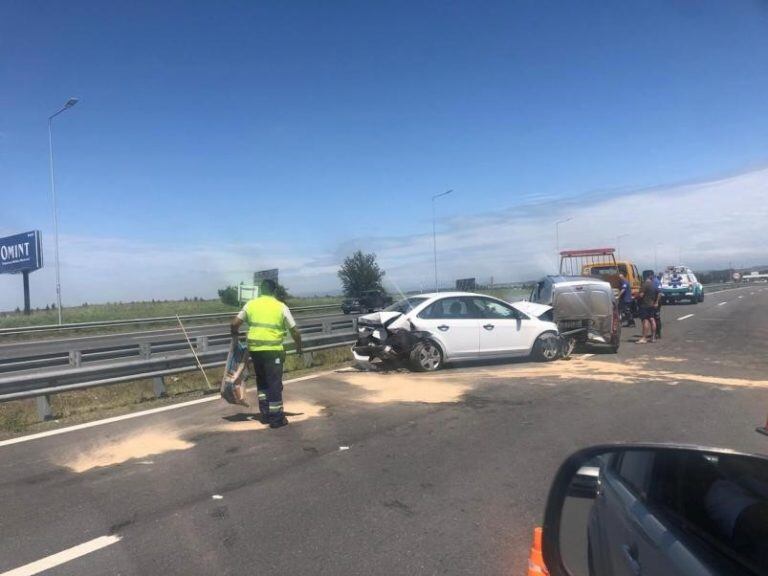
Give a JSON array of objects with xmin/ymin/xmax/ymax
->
[
  {"xmin": 139, "ymin": 342, "xmax": 151, "ymax": 359},
  {"xmin": 196, "ymin": 335, "xmax": 209, "ymax": 353},
  {"xmin": 36, "ymin": 395, "xmax": 53, "ymax": 421},
  {"xmin": 302, "ymin": 351, "xmax": 314, "ymax": 368},
  {"xmin": 153, "ymin": 376, "xmax": 167, "ymax": 398},
  {"xmin": 322, "ymin": 319, "xmax": 332, "ymax": 334},
  {"xmin": 68, "ymin": 350, "xmax": 82, "ymax": 367}
]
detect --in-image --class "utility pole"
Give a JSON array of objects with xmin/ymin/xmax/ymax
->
[
  {"xmin": 431, "ymin": 189, "xmax": 453, "ymax": 292},
  {"xmin": 555, "ymin": 217, "xmax": 573, "ymax": 258}
]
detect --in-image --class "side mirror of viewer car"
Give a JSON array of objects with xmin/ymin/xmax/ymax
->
[{"xmin": 541, "ymin": 444, "xmax": 768, "ymax": 576}]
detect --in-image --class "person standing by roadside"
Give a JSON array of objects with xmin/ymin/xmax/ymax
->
[
  {"xmin": 637, "ymin": 273, "xmax": 660, "ymax": 344},
  {"xmin": 618, "ymin": 272, "xmax": 635, "ymax": 327},
  {"xmin": 230, "ymin": 279, "xmax": 303, "ymax": 428},
  {"xmin": 654, "ymin": 272, "xmax": 663, "ymax": 339}
]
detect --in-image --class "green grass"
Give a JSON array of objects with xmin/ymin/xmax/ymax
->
[
  {"xmin": 0, "ymin": 296, "xmax": 345, "ymax": 331},
  {"xmin": 0, "ymin": 299, "xmax": 239, "ymax": 329}
]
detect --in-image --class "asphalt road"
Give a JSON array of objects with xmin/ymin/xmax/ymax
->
[
  {"xmin": 0, "ymin": 286, "xmax": 766, "ymax": 576},
  {"xmin": 0, "ymin": 312, "xmax": 356, "ymax": 361}
]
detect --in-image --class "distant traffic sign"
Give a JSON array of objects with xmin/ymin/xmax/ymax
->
[
  {"xmin": 733, "ymin": 272, "xmax": 741, "ymax": 281},
  {"xmin": 0, "ymin": 230, "xmax": 43, "ymax": 274},
  {"xmin": 254, "ymin": 268, "xmax": 279, "ymax": 284}
]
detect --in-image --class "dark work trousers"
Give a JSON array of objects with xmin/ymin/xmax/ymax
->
[
  {"xmin": 249, "ymin": 350, "xmax": 285, "ymax": 423},
  {"xmin": 655, "ymin": 302, "xmax": 662, "ymax": 338},
  {"xmin": 620, "ymin": 300, "xmax": 635, "ymax": 326}
]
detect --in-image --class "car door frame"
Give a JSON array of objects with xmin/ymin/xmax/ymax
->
[
  {"xmin": 413, "ymin": 296, "xmax": 482, "ymax": 360},
  {"xmin": 470, "ymin": 296, "xmax": 541, "ymax": 357}
]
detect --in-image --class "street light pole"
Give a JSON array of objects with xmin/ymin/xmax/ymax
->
[
  {"xmin": 654, "ymin": 242, "xmax": 663, "ymax": 272},
  {"xmin": 48, "ymin": 98, "xmax": 79, "ymax": 325},
  {"xmin": 616, "ymin": 233, "xmax": 629, "ymax": 260},
  {"xmin": 432, "ymin": 189, "xmax": 453, "ymax": 292},
  {"xmin": 555, "ymin": 217, "xmax": 572, "ymax": 255}
]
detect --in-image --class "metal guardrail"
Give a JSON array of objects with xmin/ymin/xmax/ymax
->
[
  {"xmin": 0, "ymin": 321, "xmax": 358, "ymax": 420},
  {"xmin": 0, "ymin": 315, "xmax": 356, "ymax": 375},
  {"xmin": 0, "ymin": 303, "xmax": 342, "ymax": 337}
]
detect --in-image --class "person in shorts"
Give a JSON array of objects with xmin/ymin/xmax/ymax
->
[
  {"xmin": 654, "ymin": 272, "xmax": 663, "ymax": 339},
  {"xmin": 637, "ymin": 274, "xmax": 659, "ymax": 343}
]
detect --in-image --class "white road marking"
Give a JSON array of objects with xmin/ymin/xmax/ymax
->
[
  {"xmin": 0, "ymin": 370, "xmax": 338, "ymax": 449},
  {"xmin": 717, "ymin": 302, "xmax": 727, "ymax": 306},
  {"xmin": 677, "ymin": 314, "xmax": 695, "ymax": 321},
  {"xmin": 579, "ymin": 353, "xmax": 595, "ymax": 359},
  {"xmin": 738, "ymin": 295, "xmax": 744, "ymax": 299},
  {"xmin": 0, "ymin": 535, "xmax": 121, "ymax": 576}
]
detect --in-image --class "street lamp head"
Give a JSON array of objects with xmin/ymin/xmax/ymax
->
[
  {"xmin": 432, "ymin": 189, "xmax": 453, "ymax": 200},
  {"xmin": 64, "ymin": 98, "xmax": 79, "ymax": 109}
]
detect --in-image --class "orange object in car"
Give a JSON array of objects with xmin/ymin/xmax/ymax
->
[{"xmin": 527, "ymin": 527, "xmax": 549, "ymax": 575}]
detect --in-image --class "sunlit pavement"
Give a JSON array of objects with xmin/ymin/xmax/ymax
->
[{"xmin": 1, "ymin": 286, "xmax": 766, "ymax": 576}]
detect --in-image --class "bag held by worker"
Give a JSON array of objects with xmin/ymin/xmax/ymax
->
[{"xmin": 221, "ymin": 338, "xmax": 250, "ymax": 406}]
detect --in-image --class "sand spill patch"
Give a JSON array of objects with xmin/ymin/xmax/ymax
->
[
  {"xmin": 331, "ymin": 371, "xmax": 473, "ymax": 403},
  {"xmin": 441, "ymin": 357, "xmax": 768, "ymax": 390},
  {"xmin": 214, "ymin": 401, "xmax": 325, "ymax": 432},
  {"xmin": 62, "ymin": 430, "xmax": 194, "ymax": 473}
]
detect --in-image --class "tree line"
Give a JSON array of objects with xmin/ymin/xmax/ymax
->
[{"xmin": 219, "ymin": 250, "xmax": 386, "ymax": 305}]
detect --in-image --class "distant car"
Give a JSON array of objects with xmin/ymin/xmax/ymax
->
[
  {"xmin": 660, "ymin": 266, "xmax": 704, "ymax": 304},
  {"xmin": 352, "ymin": 292, "xmax": 561, "ymax": 371},
  {"xmin": 341, "ymin": 290, "xmax": 393, "ymax": 314}
]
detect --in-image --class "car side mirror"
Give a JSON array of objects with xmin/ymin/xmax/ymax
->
[{"xmin": 541, "ymin": 444, "xmax": 768, "ymax": 576}]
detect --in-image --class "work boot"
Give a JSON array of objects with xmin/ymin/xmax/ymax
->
[{"xmin": 269, "ymin": 416, "xmax": 289, "ymax": 429}]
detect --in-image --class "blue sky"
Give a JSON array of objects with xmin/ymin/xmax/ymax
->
[{"xmin": 2, "ymin": 1, "xmax": 768, "ymax": 308}]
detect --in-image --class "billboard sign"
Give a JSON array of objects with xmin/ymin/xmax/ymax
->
[
  {"xmin": 0, "ymin": 230, "xmax": 43, "ymax": 274},
  {"xmin": 455, "ymin": 277, "xmax": 476, "ymax": 291},
  {"xmin": 253, "ymin": 268, "xmax": 279, "ymax": 284}
]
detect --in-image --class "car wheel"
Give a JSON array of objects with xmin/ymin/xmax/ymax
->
[
  {"xmin": 699, "ymin": 292, "xmax": 704, "ymax": 303},
  {"xmin": 561, "ymin": 336, "xmax": 576, "ymax": 359},
  {"xmin": 410, "ymin": 340, "xmax": 443, "ymax": 372},
  {"xmin": 609, "ymin": 324, "xmax": 621, "ymax": 353},
  {"xmin": 533, "ymin": 332, "xmax": 560, "ymax": 362}
]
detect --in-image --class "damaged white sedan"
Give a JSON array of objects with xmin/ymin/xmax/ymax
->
[{"xmin": 352, "ymin": 292, "xmax": 561, "ymax": 372}]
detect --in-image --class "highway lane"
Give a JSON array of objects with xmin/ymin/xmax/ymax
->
[
  {"xmin": 0, "ymin": 312, "xmax": 357, "ymax": 361},
  {"xmin": 0, "ymin": 286, "xmax": 766, "ymax": 575}
]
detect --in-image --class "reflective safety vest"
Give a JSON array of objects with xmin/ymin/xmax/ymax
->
[{"xmin": 244, "ymin": 296, "xmax": 286, "ymax": 351}]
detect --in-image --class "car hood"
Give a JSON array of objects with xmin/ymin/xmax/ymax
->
[
  {"xmin": 357, "ymin": 311, "xmax": 406, "ymax": 327},
  {"xmin": 511, "ymin": 301, "xmax": 552, "ymax": 319}
]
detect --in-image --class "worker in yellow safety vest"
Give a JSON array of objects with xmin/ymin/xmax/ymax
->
[{"xmin": 230, "ymin": 279, "xmax": 302, "ymax": 428}]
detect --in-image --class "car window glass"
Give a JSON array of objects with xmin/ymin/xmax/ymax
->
[
  {"xmin": 384, "ymin": 297, "xmax": 427, "ymax": 314},
  {"xmin": 617, "ymin": 451, "xmax": 655, "ymax": 499},
  {"xmin": 419, "ymin": 297, "xmax": 471, "ymax": 319},
  {"xmin": 471, "ymin": 298, "xmax": 519, "ymax": 319}
]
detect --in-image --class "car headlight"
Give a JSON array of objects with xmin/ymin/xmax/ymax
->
[{"xmin": 372, "ymin": 329, "xmax": 382, "ymax": 341}]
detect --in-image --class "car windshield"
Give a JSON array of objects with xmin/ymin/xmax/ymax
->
[
  {"xmin": 384, "ymin": 297, "xmax": 428, "ymax": 314},
  {"xmin": 589, "ymin": 264, "xmax": 628, "ymax": 277}
]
